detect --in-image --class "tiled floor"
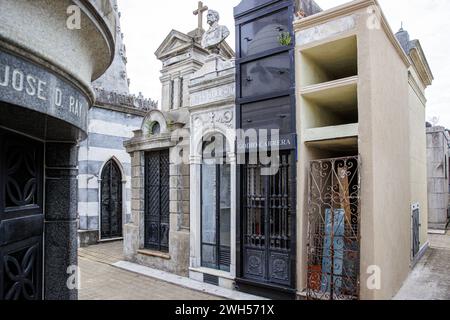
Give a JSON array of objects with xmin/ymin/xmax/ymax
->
[{"xmin": 78, "ymin": 241, "xmax": 222, "ymax": 300}]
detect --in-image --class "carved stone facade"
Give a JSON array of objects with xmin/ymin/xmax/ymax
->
[
  {"xmin": 427, "ymin": 126, "xmax": 450, "ymax": 231},
  {"xmin": 93, "ymin": 0, "xmax": 130, "ymax": 95},
  {"xmin": 188, "ymin": 54, "xmax": 237, "ymax": 289},
  {"xmin": 77, "ymin": 2, "xmax": 157, "ymax": 247},
  {"xmin": 124, "ymin": 20, "xmax": 236, "ymax": 279},
  {"xmin": 155, "ymin": 27, "xmax": 233, "ymax": 112},
  {"xmin": 0, "ymin": 0, "xmax": 117, "ymax": 300},
  {"xmin": 94, "ymin": 87, "xmax": 157, "ymax": 112}
]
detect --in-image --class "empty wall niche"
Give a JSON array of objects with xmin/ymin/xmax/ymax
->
[
  {"xmin": 300, "ymin": 36, "xmax": 358, "ymax": 87},
  {"xmin": 301, "ymin": 76, "xmax": 358, "ymax": 129},
  {"xmin": 306, "ymin": 138, "xmax": 359, "ymax": 160}
]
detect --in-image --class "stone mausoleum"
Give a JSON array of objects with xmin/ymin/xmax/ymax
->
[
  {"xmin": 426, "ymin": 124, "xmax": 450, "ymax": 232},
  {"xmin": 123, "ymin": 7, "xmax": 234, "ymax": 276},
  {"xmin": 77, "ymin": 0, "xmax": 157, "ymax": 247},
  {"xmin": 123, "ymin": 0, "xmax": 434, "ymax": 301},
  {"xmin": 0, "ymin": 0, "xmax": 117, "ymax": 300}
]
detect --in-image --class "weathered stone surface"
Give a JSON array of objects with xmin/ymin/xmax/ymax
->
[
  {"xmin": 78, "ymin": 230, "xmax": 99, "ymax": 248},
  {"xmin": 427, "ymin": 126, "xmax": 450, "ymax": 230},
  {"xmin": 296, "ymin": 14, "xmax": 356, "ymax": 46},
  {"xmin": 0, "ymin": 49, "xmax": 89, "ymax": 133},
  {"xmin": 190, "ymin": 83, "xmax": 235, "ymax": 106},
  {"xmin": 201, "ymin": 10, "xmax": 230, "ymax": 53}
]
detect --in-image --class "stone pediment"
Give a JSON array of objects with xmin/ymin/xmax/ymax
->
[
  {"xmin": 155, "ymin": 30, "xmax": 195, "ymax": 60},
  {"xmin": 155, "ymin": 29, "xmax": 235, "ymax": 63}
]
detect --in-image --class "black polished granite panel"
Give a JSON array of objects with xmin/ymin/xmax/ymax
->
[{"xmin": 0, "ymin": 49, "xmax": 88, "ymax": 135}]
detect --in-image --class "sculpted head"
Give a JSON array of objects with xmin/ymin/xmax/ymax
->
[{"xmin": 206, "ymin": 10, "xmax": 220, "ymax": 26}]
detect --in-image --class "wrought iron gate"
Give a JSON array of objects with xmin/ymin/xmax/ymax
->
[
  {"xmin": 144, "ymin": 150, "xmax": 170, "ymax": 252},
  {"xmin": 242, "ymin": 152, "xmax": 295, "ymax": 289},
  {"xmin": 0, "ymin": 129, "xmax": 43, "ymax": 300},
  {"xmin": 307, "ymin": 156, "xmax": 361, "ymax": 300},
  {"xmin": 100, "ymin": 160, "xmax": 123, "ymax": 239}
]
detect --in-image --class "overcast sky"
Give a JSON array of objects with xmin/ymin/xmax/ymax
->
[{"xmin": 118, "ymin": 0, "xmax": 450, "ymax": 127}]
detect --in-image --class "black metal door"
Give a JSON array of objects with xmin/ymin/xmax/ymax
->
[
  {"xmin": 100, "ymin": 160, "xmax": 123, "ymax": 239},
  {"xmin": 0, "ymin": 128, "xmax": 44, "ymax": 300},
  {"xmin": 412, "ymin": 204, "xmax": 420, "ymax": 259},
  {"xmin": 144, "ymin": 150, "xmax": 170, "ymax": 252},
  {"xmin": 242, "ymin": 152, "xmax": 295, "ymax": 289}
]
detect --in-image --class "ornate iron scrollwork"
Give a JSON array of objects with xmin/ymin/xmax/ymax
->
[
  {"xmin": 5, "ymin": 145, "xmax": 38, "ymax": 208},
  {"xmin": 3, "ymin": 244, "xmax": 40, "ymax": 300},
  {"xmin": 1, "ymin": 130, "xmax": 43, "ymax": 301},
  {"xmin": 243, "ymin": 152, "xmax": 294, "ymax": 287},
  {"xmin": 307, "ymin": 156, "xmax": 361, "ymax": 300}
]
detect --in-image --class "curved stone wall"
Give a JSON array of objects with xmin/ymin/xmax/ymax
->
[{"xmin": 0, "ymin": 0, "xmax": 116, "ymax": 102}]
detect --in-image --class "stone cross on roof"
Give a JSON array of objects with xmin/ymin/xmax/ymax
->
[{"xmin": 193, "ymin": 1, "xmax": 208, "ymax": 30}]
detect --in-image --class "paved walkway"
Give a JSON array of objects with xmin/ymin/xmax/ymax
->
[
  {"xmin": 395, "ymin": 231, "xmax": 450, "ymax": 300},
  {"xmin": 81, "ymin": 234, "xmax": 450, "ymax": 300},
  {"xmin": 78, "ymin": 241, "xmax": 221, "ymax": 300}
]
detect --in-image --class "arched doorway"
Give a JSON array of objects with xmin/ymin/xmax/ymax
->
[
  {"xmin": 200, "ymin": 134, "xmax": 232, "ymax": 272},
  {"xmin": 100, "ymin": 159, "xmax": 123, "ymax": 239}
]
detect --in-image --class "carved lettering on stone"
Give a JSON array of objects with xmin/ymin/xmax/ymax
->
[{"xmin": 190, "ymin": 84, "xmax": 235, "ymax": 106}]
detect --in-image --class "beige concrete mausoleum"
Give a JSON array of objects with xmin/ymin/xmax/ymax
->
[{"xmin": 294, "ymin": 0, "xmax": 433, "ymax": 300}]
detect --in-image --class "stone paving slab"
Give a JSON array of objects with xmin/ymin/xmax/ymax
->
[
  {"xmin": 429, "ymin": 231, "xmax": 450, "ymax": 249},
  {"xmin": 79, "ymin": 241, "xmax": 222, "ymax": 300},
  {"xmin": 394, "ymin": 232, "xmax": 450, "ymax": 300},
  {"xmin": 114, "ymin": 260, "xmax": 267, "ymax": 300}
]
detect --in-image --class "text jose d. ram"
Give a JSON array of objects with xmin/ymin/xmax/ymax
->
[{"xmin": 0, "ymin": 50, "xmax": 88, "ymax": 130}]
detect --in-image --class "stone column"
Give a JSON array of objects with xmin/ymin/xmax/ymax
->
[
  {"xmin": 44, "ymin": 142, "xmax": 79, "ymax": 300},
  {"xmin": 229, "ymin": 151, "xmax": 237, "ymax": 278},
  {"xmin": 124, "ymin": 151, "xmax": 144, "ymax": 260},
  {"xmin": 172, "ymin": 77, "xmax": 181, "ymax": 110},
  {"xmin": 189, "ymin": 154, "xmax": 202, "ymax": 269}
]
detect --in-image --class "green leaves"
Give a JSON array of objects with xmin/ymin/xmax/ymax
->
[{"xmin": 278, "ymin": 32, "xmax": 292, "ymax": 46}]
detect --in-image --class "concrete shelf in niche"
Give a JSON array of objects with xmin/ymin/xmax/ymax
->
[
  {"xmin": 300, "ymin": 35, "xmax": 358, "ymax": 87},
  {"xmin": 306, "ymin": 137, "xmax": 359, "ymax": 158},
  {"xmin": 304, "ymin": 123, "xmax": 359, "ymax": 143},
  {"xmin": 301, "ymin": 76, "xmax": 358, "ymax": 129}
]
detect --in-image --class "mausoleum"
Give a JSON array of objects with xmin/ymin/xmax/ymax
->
[
  {"xmin": 0, "ymin": 0, "xmax": 116, "ymax": 299},
  {"xmin": 426, "ymin": 125, "xmax": 450, "ymax": 232},
  {"xmin": 124, "ymin": 0, "xmax": 433, "ymax": 301},
  {"xmin": 77, "ymin": 1, "xmax": 157, "ymax": 247}
]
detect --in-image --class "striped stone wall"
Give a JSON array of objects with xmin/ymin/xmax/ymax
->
[{"xmin": 78, "ymin": 106, "xmax": 144, "ymax": 232}]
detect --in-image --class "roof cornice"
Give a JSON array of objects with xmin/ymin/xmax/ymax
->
[
  {"xmin": 294, "ymin": 0, "xmax": 411, "ymax": 67},
  {"xmin": 409, "ymin": 41, "xmax": 434, "ymax": 88}
]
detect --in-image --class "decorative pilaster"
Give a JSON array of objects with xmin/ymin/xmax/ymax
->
[{"xmin": 44, "ymin": 142, "xmax": 79, "ymax": 300}]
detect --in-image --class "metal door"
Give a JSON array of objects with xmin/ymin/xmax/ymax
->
[
  {"xmin": 242, "ymin": 152, "xmax": 295, "ymax": 288},
  {"xmin": 144, "ymin": 150, "xmax": 170, "ymax": 252},
  {"xmin": 307, "ymin": 156, "xmax": 361, "ymax": 300},
  {"xmin": 412, "ymin": 204, "xmax": 420, "ymax": 259},
  {"xmin": 100, "ymin": 160, "xmax": 123, "ymax": 239},
  {"xmin": 0, "ymin": 128, "xmax": 43, "ymax": 300}
]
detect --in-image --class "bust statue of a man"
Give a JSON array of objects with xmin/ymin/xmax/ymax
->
[{"xmin": 201, "ymin": 10, "xmax": 230, "ymax": 54}]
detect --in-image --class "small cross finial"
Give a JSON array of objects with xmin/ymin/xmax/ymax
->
[{"xmin": 193, "ymin": 1, "xmax": 209, "ymax": 30}]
